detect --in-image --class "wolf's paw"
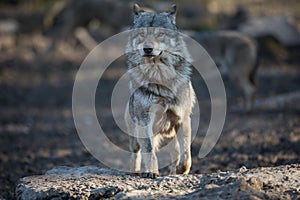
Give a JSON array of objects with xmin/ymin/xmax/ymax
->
[
  {"xmin": 176, "ymin": 163, "xmax": 191, "ymax": 174},
  {"xmin": 141, "ymin": 172, "xmax": 158, "ymax": 179}
]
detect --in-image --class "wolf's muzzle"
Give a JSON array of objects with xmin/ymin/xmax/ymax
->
[
  {"xmin": 142, "ymin": 49, "xmax": 163, "ymax": 57},
  {"xmin": 143, "ymin": 48, "xmax": 153, "ymax": 55}
]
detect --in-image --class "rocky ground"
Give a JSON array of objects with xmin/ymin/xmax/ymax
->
[{"xmin": 16, "ymin": 165, "xmax": 300, "ymax": 199}]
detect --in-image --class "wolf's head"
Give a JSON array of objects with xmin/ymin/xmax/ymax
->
[
  {"xmin": 130, "ymin": 4, "xmax": 179, "ymax": 57},
  {"xmin": 126, "ymin": 4, "xmax": 192, "ymax": 86}
]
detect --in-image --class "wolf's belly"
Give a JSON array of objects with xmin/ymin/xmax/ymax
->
[{"xmin": 153, "ymin": 109, "xmax": 180, "ymax": 138}]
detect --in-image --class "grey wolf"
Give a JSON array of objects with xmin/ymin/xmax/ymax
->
[
  {"xmin": 191, "ymin": 31, "xmax": 258, "ymax": 111},
  {"xmin": 125, "ymin": 4, "xmax": 195, "ymax": 178}
]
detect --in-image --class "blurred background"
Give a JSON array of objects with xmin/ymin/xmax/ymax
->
[{"xmin": 0, "ymin": 0, "xmax": 300, "ymax": 198}]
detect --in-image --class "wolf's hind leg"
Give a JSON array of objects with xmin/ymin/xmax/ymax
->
[
  {"xmin": 168, "ymin": 133, "xmax": 180, "ymax": 174},
  {"xmin": 230, "ymin": 72, "xmax": 256, "ymax": 111},
  {"xmin": 176, "ymin": 117, "xmax": 192, "ymax": 174},
  {"xmin": 241, "ymin": 80, "xmax": 256, "ymax": 111}
]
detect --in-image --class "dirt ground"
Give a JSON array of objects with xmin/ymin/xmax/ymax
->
[{"xmin": 0, "ymin": 2, "xmax": 300, "ymax": 199}]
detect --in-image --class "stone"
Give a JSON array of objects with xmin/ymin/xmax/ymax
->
[{"xmin": 16, "ymin": 164, "xmax": 300, "ymax": 199}]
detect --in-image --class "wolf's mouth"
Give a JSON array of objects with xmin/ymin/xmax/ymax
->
[
  {"xmin": 142, "ymin": 51, "xmax": 163, "ymax": 58},
  {"xmin": 143, "ymin": 54, "xmax": 155, "ymax": 58}
]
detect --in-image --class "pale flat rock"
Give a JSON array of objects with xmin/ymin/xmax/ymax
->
[{"xmin": 16, "ymin": 164, "xmax": 300, "ymax": 199}]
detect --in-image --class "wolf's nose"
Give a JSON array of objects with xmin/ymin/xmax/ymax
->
[{"xmin": 143, "ymin": 48, "xmax": 153, "ymax": 54}]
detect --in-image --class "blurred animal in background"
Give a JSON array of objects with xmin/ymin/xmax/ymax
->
[
  {"xmin": 125, "ymin": 4, "xmax": 195, "ymax": 178},
  {"xmin": 43, "ymin": 0, "xmax": 132, "ymax": 43},
  {"xmin": 191, "ymin": 31, "xmax": 258, "ymax": 111}
]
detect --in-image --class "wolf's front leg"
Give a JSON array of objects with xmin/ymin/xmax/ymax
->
[
  {"xmin": 126, "ymin": 104, "xmax": 142, "ymax": 174},
  {"xmin": 129, "ymin": 136, "xmax": 141, "ymax": 173},
  {"xmin": 176, "ymin": 116, "xmax": 192, "ymax": 174},
  {"xmin": 137, "ymin": 126, "xmax": 159, "ymax": 179}
]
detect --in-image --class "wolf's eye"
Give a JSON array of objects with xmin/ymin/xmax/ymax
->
[
  {"xmin": 138, "ymin": 32, "xmax": 145, "ymax": 38},
  {"xmin": 156, "ymin": 32, "xmax": 164, "ymax": 38}
]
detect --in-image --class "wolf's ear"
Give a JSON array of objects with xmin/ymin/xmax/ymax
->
[
  {"xmin": 168, "ymin": 4, "xmax": 177, "ymax": 24},
  {"xmin": 133, "ymin": 4, "xmax": 144, "ymax": 16}
]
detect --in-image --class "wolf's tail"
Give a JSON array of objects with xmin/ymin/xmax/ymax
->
[{"xmin": 249, "ymin": 43, "xmax": 261, "ymax": 86}]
